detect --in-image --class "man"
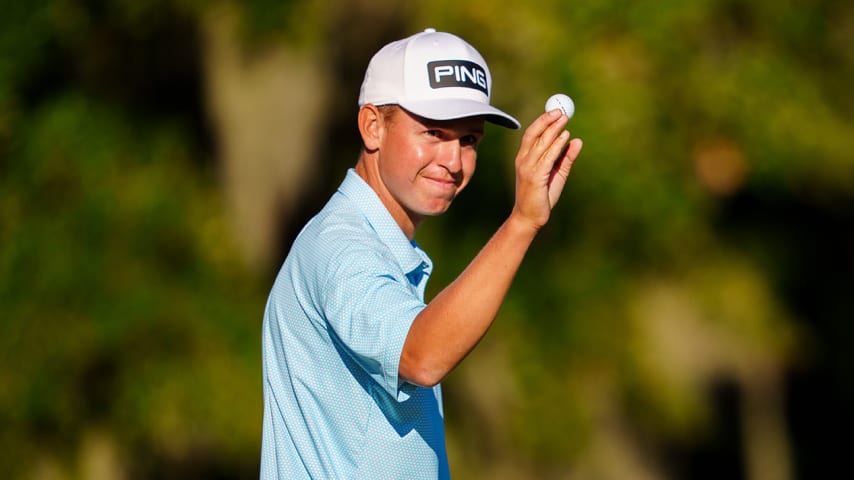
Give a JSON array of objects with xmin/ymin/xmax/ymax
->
[{"xmin": 260, "ymin": 28, "xmax": 583, "ymax": 479}]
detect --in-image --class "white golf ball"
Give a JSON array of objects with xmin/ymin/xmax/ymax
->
[{"xmin": 545, "ymin": 94, "xmax": 575, "ymax": 119}]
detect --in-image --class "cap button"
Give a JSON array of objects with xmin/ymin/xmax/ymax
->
[{"xmin": 424, "ymin": 28, "xmax": 436, "ymax": 33}]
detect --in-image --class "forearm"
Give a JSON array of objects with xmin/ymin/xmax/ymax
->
[
  {"xmin": 399, "ymin": 109, "xmax": 582, "ymax": 388},
  {"xmin": 399, "ymin": 212, "xmax": 539, "ymax": 386}
]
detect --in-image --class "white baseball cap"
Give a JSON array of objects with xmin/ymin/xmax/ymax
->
[{"xmin": 358, "ymin": 28, "xmax": 520, "ymax": 129}]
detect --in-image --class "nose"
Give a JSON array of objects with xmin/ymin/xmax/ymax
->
[{"xmin": 438, "ymin": 139, "xmax": 463, "ymax": 173}]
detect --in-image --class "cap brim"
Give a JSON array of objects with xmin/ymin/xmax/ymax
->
[{"xmin": 400, "ymin": 99, "xmax": 520, "ymax": 129}]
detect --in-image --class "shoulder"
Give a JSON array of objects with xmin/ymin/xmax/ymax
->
[{"xmin": 292, "ymin": 195, "xmax": 393, "ymax": 272}]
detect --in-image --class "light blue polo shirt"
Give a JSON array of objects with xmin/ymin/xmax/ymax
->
[{"xmin": 260, "ymin": 169, "xmax": 449, "ymax": 479}]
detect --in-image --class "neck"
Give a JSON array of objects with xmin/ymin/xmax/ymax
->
[{"xmin": 355, "ymin": 153, "xmax": 422, "ymax": 240}]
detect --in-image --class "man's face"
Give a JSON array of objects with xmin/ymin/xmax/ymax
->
[{"xmin": 376, "ymin": 108, "xmax": 484, "ymax": 223}]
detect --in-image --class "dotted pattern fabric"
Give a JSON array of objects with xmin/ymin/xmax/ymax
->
[{"xmin": 260, "ymin": 169, "xmax": 450, "ymax": 479}]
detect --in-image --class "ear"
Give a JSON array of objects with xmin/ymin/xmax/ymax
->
[{"xmin": 358, "ymin": 104, "xmax": 383, "ymax": 152}]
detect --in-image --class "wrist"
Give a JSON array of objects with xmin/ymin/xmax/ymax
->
[{"xmin": 506, "ymin": 209, "xmax": 542, "ymax": 239}]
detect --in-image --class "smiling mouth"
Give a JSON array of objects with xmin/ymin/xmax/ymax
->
[
  {"xmin": 423, "ymin": 176, "xmax": 459, "ymax": 190},
  {"xmin": 423, "ymin": 169, "xmax": 463, "ymax": 186}
]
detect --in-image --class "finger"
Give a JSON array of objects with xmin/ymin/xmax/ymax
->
[
  {"xmin": 517, "ymin": 110, "xmax": 566, "ymax": 161},
  {"xmin": 565, "ymin": 137, "xmax": 583, "ymax": 165},
  {"xmin": 536, "ymin": 119, "xmax": 577, "ymax": 170},
  {"xmin": 542, "ymin": 130, "xmax": 570, "ymax": 170},
  {"xmin": 526, "ymin": 117, "xmax": 570, "ymax": 173},
  {"xmin": 552, "ymin": 138, "xmax": 584, "ymax": 182},
  {"xmin": 558, "ymin": 137, "xmax": 583, "ymax": 173},
  {"xmin": 547, "ymin": 138, "xmax": 584, "ymax": 205}
]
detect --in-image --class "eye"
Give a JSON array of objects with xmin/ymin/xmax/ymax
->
[{"xmin": 460, "ymin": 135, "xmax": 480, "ymax": 148}]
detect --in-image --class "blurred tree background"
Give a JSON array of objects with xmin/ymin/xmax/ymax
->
[{"xmin": 1, "ymin": 0, "xmax": 852, "ymax": 479}]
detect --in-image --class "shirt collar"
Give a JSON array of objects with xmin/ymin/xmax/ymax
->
[{"xmin": 338, "ymin": 169, "xmax": 433, "ymax": 278}]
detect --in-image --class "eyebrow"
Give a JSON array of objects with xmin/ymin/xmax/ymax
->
[{"xmin": 406, "ymin": 109, "xmax": 485, "ymax": 136}]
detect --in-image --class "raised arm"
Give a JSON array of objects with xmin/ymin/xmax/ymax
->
[{"xmin": 400, "ymin": 110, "xmax": 584, "ymax": 387}]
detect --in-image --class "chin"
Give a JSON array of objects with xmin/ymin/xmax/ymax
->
[
  {"xmin": 427, "ymin": 204, "xmax": 454, "ymax": 217},
  {"xmin": 410, "ymin": 193, "xmax": 459, "ymax": 218},
  {"xmin": 415, "ymin": 202, "xmax": 453, "ymax": 218}
]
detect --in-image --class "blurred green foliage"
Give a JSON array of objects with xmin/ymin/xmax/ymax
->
[
  {"xmin": 1, "ymin": 0, "xmax": 853, "ymax": 478},
  {"xmin": 1, "ymin": 92, "xmax": 265, "ymax": 476},
  {"xmin": 1, "ymin": 2, "xmax": 266, "ymax": 477}
]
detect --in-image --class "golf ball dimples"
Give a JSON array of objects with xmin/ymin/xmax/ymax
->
[{"xmin": 545, "ymin": 94, "xmax": 575, "ymax": 119}]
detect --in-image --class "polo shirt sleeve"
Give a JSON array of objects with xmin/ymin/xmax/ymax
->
[{"xmin": 320, "ymin": 242, "xmax": 425, "ymax": 401}]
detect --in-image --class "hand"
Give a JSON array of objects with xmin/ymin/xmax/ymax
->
[{"xmin": 511, "ymin": 110, "xmax": 583, "ymax": 231}]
